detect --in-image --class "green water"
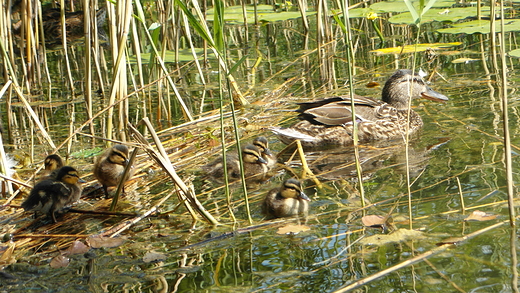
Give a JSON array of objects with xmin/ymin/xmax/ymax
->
[{"xmin": 2, "ymin": 1, "xmax": 520, "ymax": 292}]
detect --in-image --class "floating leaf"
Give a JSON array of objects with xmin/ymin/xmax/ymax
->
[
  {"xmin": 438, "ymin": 19, "xmax": 520, "ymax": 34},
  {"xmin": 359, "ymin": 229, "xmax": 425, "ymax": 246},
  {"xmin": 389, "ymin": 7, "xmax": 491, "ymax": 25},
  {"xmin": 361, "ymin": 215, "xmax": 386, "ymax": 227},
  {"xmin": 86, "ymin": 235, "xmax": 125, "ymax": 248},
  {"xmin": 369, "ymin": 0, "xmax": 453, "ymax": 14},
  {"xmin": 64, "ymin": 241, "xmax": 90, "ymax": 256},
  {"xmin": 370, "ymin": 42, "xmax": 462, "ymax": 55},
  {"xmin": 143, "ymin": 251, "xmax": 167, "ymax": 263},
  {"xmin": 276, "ymin": 224, "xmax": 311, "ymax": 235},
  {"xmin": 206, "ymin": 5, "xmax": 316, "ymax": 24},
  {"xmin": 464, "ymin": 210, "xmax": 497, "ymax": 222},
  {"xmin": 509, "ymin": 49, "xmax": 520, "ymax": 58},
  {"xmin": 50, "ymin": 255, "xmax": 70, "ymax": 268}
]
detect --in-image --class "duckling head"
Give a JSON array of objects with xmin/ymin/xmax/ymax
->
[
  {"xmin": 252, "ymin": 136, "xmax": 272, "ymax": 156},
  {"xmin": 382, "ymin": 69, "xmax": 448, "ymax": 110},
  {"xmin": 55, "ymin": 166, "xmax": 81, "ymax": 185},
  {"xmin": 44, "ymin": 154, "xmax": 63, "ymax": 171},
  {"xmin": 241, "ymin": 144, "xmax": 267, "ymax": 164},
  {"xmin": 280, "ymin": 178, "xmax": 310, "ymax": 201},
  {"xmin": 109, "ymin": 145, "xmax": 130, "ymax": 166}
]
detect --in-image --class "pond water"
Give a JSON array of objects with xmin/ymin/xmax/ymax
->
[{"xmin": 2, "ymin": 1, "xmax": 520, "ymax": 292}]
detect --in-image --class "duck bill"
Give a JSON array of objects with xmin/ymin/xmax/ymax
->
[
  {"xmin": 264, "ymin": 149, "xmax": 272, "ymax": 156},
  {"xmin": 257, "ymin": 157, "xmax": 268, "ymax": 164},
  {"xmin": 421, "ymin": 88, "xmax": 448, "ymax": 102},
  {"xmin": 299, "ymin": 191, "xmax": 311, "ymax": 201}
]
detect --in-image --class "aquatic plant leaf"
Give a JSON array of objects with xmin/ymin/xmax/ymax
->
[
  {"xmin": 451, "ymin": 57, "xmax": 480, "ymax": 64},
  {"xmin": 86, "ymin": 235, "xmax": 125, "ymax": 248},
  {"xmin": 130, "ymin": 49, "xmax": 214, "ymax": 63},
  {"xmin": 370, "ymin": 42, "xmax": 462, "ymax": 55},
  {"xmin": 50, "ymin": 255, "xmax": 70, "ymax": 268},
  {"xmin": 276, "ymin": 224, "xmax": 310, "ymax": 235},
  {"xmin": 143, "ymin": 251, "xmax": 167, "ymax": 263},
  {"xmin": 369, "ymin": 0, "xmax": 453, "ymax": 13},
  {"xmin": 438, "ymin": 19, "xmax": 520, "ymax": 34},
  {"xmin": 464, "ymin": 210, "xmax": 497, "ymax": 222},
  {"xmin": 389, "ymin": 7, "xmax": 491, "ymax": 24},
  {"xmin": 510, "ymin": 49, "xmax": 520, "ymax": 58},
  {"xmin": 206, "ymin": 5, "xmax": 316, "ymax": 24},
  {"xmin": 359, "ymin": 229, "xmax": 425, "ymax": 246}
]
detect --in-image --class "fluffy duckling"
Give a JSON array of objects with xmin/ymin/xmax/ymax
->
[
  {"xmin": 93, "ymin": 144, "xmax": 134, "ymax": 198},
  {"xmin": 262, "ymin": 178, "xmax": 310, "ymax": 218},
  {"xmin": 204, "ymin": 144, "xmax": 268, "ymax": 180},
  {"xmin": 252, "ymin": 136, "xmax": 277, "ymax": 169},
  {"xmin": 41, "ymin": 154, "xmax": 64, "ymax": 179},
  {"xmin": 22, "ymin": 166, "xmax": 83, "ymax": 223}
]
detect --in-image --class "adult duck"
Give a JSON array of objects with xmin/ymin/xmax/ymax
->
[{"xmin": 271, "ymin": 69, "xmax": 448, "ymax": 147}]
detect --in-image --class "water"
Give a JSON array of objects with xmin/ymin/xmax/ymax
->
[{"xmin": 2, "ymin": 3, "xmax": 520, "ymax": 293}]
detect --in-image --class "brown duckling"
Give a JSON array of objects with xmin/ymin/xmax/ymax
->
[
  {"xmin": 93, "ymin": 144, "xmax": 134, "ymax": 198},
  {"xmin": 271, "ymin": 69, "xmax": 448, "ymax": 147},
  {"xmin": 204, "ymin": 144, "xmax": 268, "ymax": 180},
  {"xmin": 252, "ymin": 136, "xmax": 277, "ymax": 169},
  {"xmin": 22, "ymin": 166, "xmax": 83, "ymax": 223},
  {"xmin": 41, "ymin": 154, "xmax": 64, "ymax": 179},
  {"xmin": 263, "ymin": 178, "xmax": 310, "ymax": 218}
]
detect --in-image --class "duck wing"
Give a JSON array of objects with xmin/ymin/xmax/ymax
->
[{"xmin": 297, "ymin": 95, "xmax": 385, "ymax": 126}]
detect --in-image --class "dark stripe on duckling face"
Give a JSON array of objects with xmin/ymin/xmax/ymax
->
[
  {"xmin": 281, "ymin": 179, "xmax": 310, "ymax": 201},
  {"xmin": 253, "ymin": 136, "xmax": 273, "ymax": 156},
  {"xmin": 242, "ymin": 144, "xmax": 268, "ymax": 164},
  {"xmin": 107, "ymin": 147, "xmax": 129, "ymax": 166}
]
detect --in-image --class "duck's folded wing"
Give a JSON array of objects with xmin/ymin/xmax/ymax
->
[{"xmin": 298, "ymin": 96, "xmax": 385, "ymax": 126}]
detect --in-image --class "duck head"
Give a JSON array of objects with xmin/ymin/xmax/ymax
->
[
  {"xmin": 280, "ymin": 178, "xmax": 310, "ymax": 201},
  {"xmin": 382, "ymin": 69, "xmax": 448, "ymax": 110}
]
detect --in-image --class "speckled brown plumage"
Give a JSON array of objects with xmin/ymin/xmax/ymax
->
[
  {"xmin": 203, "ymin": 144, "xmax": 269, "ymax": 181},
  {"xmin": 252, "ymin": 136, "xmax": 277, "ymax": 169},
  {"xmin": 262, "ymin": 178, "xmax": 310, "ymax": 218},
  {"xmin": 93, "ymin": 145, "xmax": 134, "ymax": 198},
  {"xmin": 272, "ymin": 69, "xmax": 448, "ymax": 147},
  {"xmin": 22, "ymin": 166, "xmax": 83, "ymax": 223}
]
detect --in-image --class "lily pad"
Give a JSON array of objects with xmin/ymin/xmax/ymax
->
[
  {"xmin": 437, "ymin": 19, "xmax": 520, "ymax": 34},
  {"xmin": 389, "ymin": 7, "xmax": 491, "ymax": 25},
  {"xmin": 369, "ymin": 0, "xmax": 454, "ymax": 14},
  {"xmin": 130, "ymin": 49, "xmax": 214, "ymax": 63},
  {"xmin": 370, "ymin": 42, "xmax": 462, "ymax": 55},
  {"xmin": 206, "ymin": 5, "xmax": 316, "ymax": 24},
  {"xmin": 510, "ymin": 49, "xmax": 520, "ymax": 58}
]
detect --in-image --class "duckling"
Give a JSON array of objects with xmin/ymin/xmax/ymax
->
[
  {"xmin": 203, "ymin": 144, "xmax": 268, "ymax": 180},
  {"xmin": 22, "ymin": 166, "xmax": 83, "ymax": 223},
  {"xmin": 262, "ymin": 178, "xmax": 310, "ymax": 218},
  {"xmin": 271, "ymin": 69, "xmax": 448, "ymax": 147},
  {"xmin": 41, "ymin": 154, "xmax": 64, "ymax": 180},
  {"xmin": 252, "ymin": 136, "xmax": 277, "ymax": 169},
  {"xmin": 93, "ymin": 144, "xmax": 134, "ymax": 198}
]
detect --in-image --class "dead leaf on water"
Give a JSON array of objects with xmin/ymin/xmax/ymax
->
[
  {"xmin": 143, "ymin": 251, "xmax": 167, "ymax": 263},
  {"xmin": 464, "ymin": 210, "xmax": 497, "ymax": 222},
  {"xmin": 50, "ymin": 255, "xmax": 70, "ymax": 268},
  {"xmin": 86, "ymin": 235, "xmax": 125, "ymax": 248},
  {"xmin": 64, "ymin": 240, "xmax": 90, "ymax": 256},
  {"xmin": 359, "ymin": 229, "xmax": 425, "ymax": 246},
  {"xmin": 361, "ymin": 215, "xmax": 386, "ymax": 227},
  {"xmin": 276, "ymin": 224, "xmax": 310, "ymax": 235}
]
